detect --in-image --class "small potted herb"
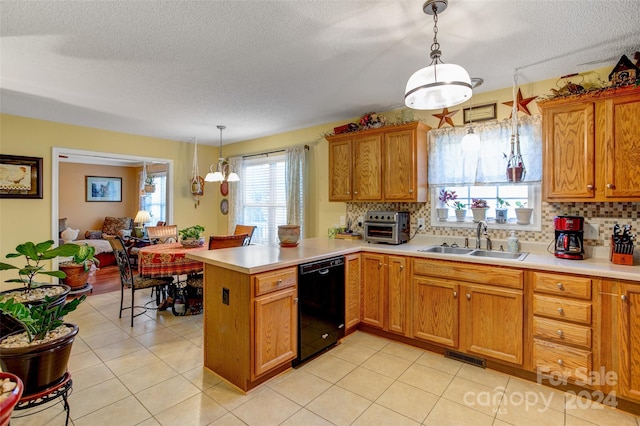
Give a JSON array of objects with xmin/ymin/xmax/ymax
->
[
  {"xmin": 496, "ymin": 197, "xmax": 511, "ymax": 223},
  {"xmin": 436, "ymin": 189, "xmax": 457, "ymax": 221},
  {"xmin": 453, "ymin": 201, "xmax": 467, "ymax": 222},
  {"xmin": 179, "ymin": 225, "xmax": 205, "ymax": 247},
  {"xmin": 514, "ymin": 201, "xmax": 533, "ymax": 225},
  {"xmin": 470, "ymin": 198, "xmax": 489, "ymax": 223},
  {"xmin": 58, "ymin": 243, "xmax": 100, "ymax": 291}
]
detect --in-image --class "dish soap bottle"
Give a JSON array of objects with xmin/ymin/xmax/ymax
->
[{"xmin": 507, "ymin": 231, "xmax": 519, "ymax": 253}]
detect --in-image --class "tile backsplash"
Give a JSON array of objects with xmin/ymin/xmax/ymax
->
[{"xmin": 346, "ymin": 201, "xmax": 640, "ymax": 248}]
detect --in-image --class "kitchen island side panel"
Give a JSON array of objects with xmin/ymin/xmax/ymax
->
[{"xmin": 204, "ymin": 263, "xmax": 251, "ymax": 390}]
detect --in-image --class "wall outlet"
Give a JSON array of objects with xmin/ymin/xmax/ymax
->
[
  {"xmin": 417, "ymin": 218, "xmax": 426, "ymax": 228},
  {"xmin": 339, "ymin": 215, "xmax": 346, "ymax": 226},
  {"xmin": 584, "ymin": 222, "xmax": 599, "ymax": 240}
]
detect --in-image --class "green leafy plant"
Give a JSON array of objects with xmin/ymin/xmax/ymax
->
[
  {"xmin": 0, "ymin": 295, "xmax": 85, "ymax": 343},
  {"xmin": 470, "ymin": 198, "xmax": 489, "ymax": 209},
  {"xmin": 496, "ymin": 197, "xmax": 511, "ymax": 209},
  {"xmin": 515, "ymin": 201, "xmax": 527, "ymax": 208},
  {"xmin": 61, "ymin": 243, "xmax": 100, "ymax": 272},
  {"xmin": 452, "ymin": 201, "xmax": 466, "ymax": 210},
  {"xmin": 179, "ymin": 225, "xmax": 205, "ymax": 240},
  {"xmin": 0, "ymin": 240, "xmax": 80, "ymax": 291}
]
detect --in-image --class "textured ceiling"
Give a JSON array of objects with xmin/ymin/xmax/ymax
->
[{"xmin": 1, "ymin": 1, "xmax": 639, "ymax": 145}]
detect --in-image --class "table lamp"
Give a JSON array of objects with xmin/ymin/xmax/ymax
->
[{"xmin": 134, "ymin": 210, "xmax": 151, "ymax": 238}]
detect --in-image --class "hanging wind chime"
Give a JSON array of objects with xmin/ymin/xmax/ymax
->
[
  {"xmin": 190, "ymin": 137, "xmax": 204, "ymax": 208},
  {"xmin": 506, "ymin": 72, "xmax": 526, "ymax": 182}
]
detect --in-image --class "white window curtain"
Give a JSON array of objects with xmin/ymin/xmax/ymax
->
[
  {"xmin": 428, "ymin": 115, "xmax": 542, "ymax": 186},
  {"xmin": 228, "ymin": 156, "xmax": 244, "ymax": 232},
  {"xmin": 285, "ymin": 146, "xmax": 306, "ymax": 238}
]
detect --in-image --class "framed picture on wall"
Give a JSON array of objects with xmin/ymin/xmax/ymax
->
[
  {"xmin": 86, "ymin": 176, "xmax": 122, "ymax": 202},
  {"xmin": 0, "ymin": 154, "xmax": 43, "ymax": 199}
]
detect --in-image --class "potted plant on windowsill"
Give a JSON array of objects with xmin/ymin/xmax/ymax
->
[
  {"xmin": 179, "ymin": 225, "xmax": 205, "ymax": 247},
  {"xmin": 437, "ymin": 189, "xmax": 457, "ymax": 221},
  {"xmin": 58, "ymin": 243, "xmax": 100, "ymax": 291},
  {"xmin": 496, "ymin": 197, "xmax": 511, "ymax": 223},
  {"xmin": 470, "ymin": 198, "xmax": 489, "ymax": 223},
  {"xmin": 453, "ymin": 201, "xmax": 467, "ymax": 222},
  {"xmin": 514, "ymin": 201, "xmax": 534, "ymax": 225}
]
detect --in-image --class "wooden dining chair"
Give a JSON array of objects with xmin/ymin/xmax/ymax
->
[
  {"xmin": 233, "ymin": 225, "xmax": 257, "ymax": 245},
  {"xmin": 146, "ymin": 225, "xmax": 178, "ymax": 244},
  {"xmin": 186, "ymin": 234, "xmax": 248, "ymax": 290},
  {"xmin": 108, "ymin": 237, "xmax": 174, "ymax": 327}
]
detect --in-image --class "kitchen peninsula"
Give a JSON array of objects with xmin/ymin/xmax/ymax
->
[{"xmin": 187, "ymin": 237, "xmax": 640, "ymax": 415}]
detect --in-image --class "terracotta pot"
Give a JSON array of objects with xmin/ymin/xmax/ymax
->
[
  {"xmin": 0, "ymin": 372, "xmax": 23, "ymax": 426},
  {"xmin": 278, "ymin": 225, "xmax": 300, "ymax": 247},
  {"xmin": 59, "ymin": 263, "xmax": 90, "ymax": 290},
  {"xmin": 0, "ymin": 324, "xmax": 78, "ymax": 396}
]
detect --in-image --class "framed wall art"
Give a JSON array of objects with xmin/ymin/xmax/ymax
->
[
  {"xmin": 463, "ymin": 102, "xmax": 497, "ymax": 124},
  {"xmin": 0, "ymin": 154, "xmax": 43, "ymax": 199},
  {"xmin": 86, "ymin": 176, "xmax": 122, "ymax": 202}
]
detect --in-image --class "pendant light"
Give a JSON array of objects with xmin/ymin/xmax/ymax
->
[
  {"xmin": 205, "ymin": 125, "xmax": 240, "ymax": 183},
  {"xmin": 461, "ymin": 78, "xmax": 483, "ymax": 152},
  {"xmin": 405, "ymin": 0, "xmax": 472, "ymax": 110}
]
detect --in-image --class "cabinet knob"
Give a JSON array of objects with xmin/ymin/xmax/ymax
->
[
  {"xmin": 400, "ymin": 265, "xmax": 404, "ymax": 270},
  {"xmin": 354, "ymin": 191, "xmax": 358, "ymax": 194},
  {"xmin": 586, "ymin": 184, "xmax": 594, "ymax": 190},
  {"xmin": 607, "ymin": 183, "xmax": 615, "ymax": 189},
  {"xmin": 346, "ymin": 191, "xmax": 350, "ymax": 195},
  {"xmin": 453, "ymin": 291, "xmax": 458, "ymax": 298},
  {"xmin": 294, "ymin": 298, "xmax": 298, "ymax": 303},
  {"xmin": 322, "ymin": 333, "xmax": 329, "ymax": 339},
  {"xmin": 276, "ymin": 279, "xmax": 283, "ymax": 285},
  {"xmin": 556, "ymin": 282, "xmax": 564, "ymax": 290},
  {"xmin": 557, "ymin": 307, "xmax": 564, "ymax": 315},
  {"xmin": 621, "ymin": 294, "xmax": 628, "ymax": 302},
  {"xmin": 378, "ymin": 262, "xmax": 383, "ymax": 268},
  {"xmin": 557, "ymin": 359, "xmax": 564, "ymax": 366},
  {"xmin": 409, "ymin": 189, "xmax": 413, "ymax": 193},
  {"xmin": 557, "ymin": 330, "xmax": 564, "ymax": 337},
  {"xmin": 466, "ymin": 293, "xmax": 471, "ymax": 300}
]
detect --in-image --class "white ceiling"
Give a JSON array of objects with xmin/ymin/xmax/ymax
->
[{"xmin": 1, "ymin": 1, "xmax": 639, "ymax": 145}]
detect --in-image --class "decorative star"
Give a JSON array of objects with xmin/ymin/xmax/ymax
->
[
  {"xmin": 502, "ymin": 88, "xmax": 537, "ymax": 116},
  {"xmin": 432, "ymin": 108, "xmax": 459, "ymax": 128}
]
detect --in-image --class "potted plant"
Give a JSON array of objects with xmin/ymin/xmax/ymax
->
[
  {"xmin": 453, "ymin": 201, "xmax": 467, "ymax": 222},
  {"xmin": 437, "ymin": 189, "xmax": 457, "ymax": 221},
  {"xmin": 514, "ymin": 201, "xmax": 534, "ymax": 225},
  {"xmin": 470, "ymin": 198, "xmax": 489, "ymax": 223},
  {"xmin": 144, "ymin": 174, "xmax": 156, "ymax": 193},
  {"xmin": 179, "ymin": 225, "xmax": 205, "ymax": 247},
  {"xmin": 58, "ymin": 243, "xmax": 100, "ymax": 291},
  {"xmin": 0, "ymin": 371, "xmax": 23, "ymax": 425},
  {"xmin": 0, "ymin": 294, "xmax": 85, "ymax": 395},
  {"xmin": 496, "ymin": 197, "xmax": 511, "ymax": 223}
]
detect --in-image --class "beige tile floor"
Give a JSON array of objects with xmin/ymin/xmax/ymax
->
[{"xmin": 10, "ymin": 289, "xmax": 640, "ymax": 426}]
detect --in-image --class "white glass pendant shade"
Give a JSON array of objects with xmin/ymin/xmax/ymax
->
[
  {"xmin": 227, "ymin": 171, "xmax": 240, "ymax": 182},
  {"xmin": 204, "ymin": 164, "xmax": 224, "ymax": 182},
  {"xmin": 461, "ymin": 128, "xmax": 480, "ymax": 155},
  {"xmin": 405, "ymin": 63, "xmax": 472, "ymax": 110}
]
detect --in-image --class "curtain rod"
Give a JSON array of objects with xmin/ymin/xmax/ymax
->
[{"xmin": 242, "ymin": 144, "xmax": 309, "ymax": 159}]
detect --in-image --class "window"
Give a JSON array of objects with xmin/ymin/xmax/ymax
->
[
  {"xmin": 241, "ymin": 154, "xmax": 286, "ymax": 244},
  {"xmin": 140, "ymin": 172, "xmax": 167, "ymax": 224}
]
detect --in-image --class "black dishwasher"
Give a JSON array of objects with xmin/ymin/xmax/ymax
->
[{"xmin": 294, "ymin": 256, "xmax": 345, "ymax": 366}]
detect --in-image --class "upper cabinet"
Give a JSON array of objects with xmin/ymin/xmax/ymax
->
[
  {"xmin": 326, "ymin": 122, "xmax": 430, "ymax": 202},
  {"xmin": 538, "ymin": 86, "xmax": 640, "ymax": 201}
]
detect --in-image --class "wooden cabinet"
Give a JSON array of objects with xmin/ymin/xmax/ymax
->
[
  {"xmin": 412, "ymin": 275, "xmax": 459, "ymax": 347},
  {"xmin": 361, "ymin": 253, "xmax": 409, "ymax": 335},
  {"xmin": 326, "ymin": 121, "xmax": 429, "ymax": 202},
  {"xmin": 617, "ymin": 282, "xmax": 640, "ymax": 401},
  {"xmin": 344, "ymin": 253, "xmax": 361, "ymax": 330},
  {"xmin": 538, "ymin": 86, "xmax": 640, "ymax": 201}
]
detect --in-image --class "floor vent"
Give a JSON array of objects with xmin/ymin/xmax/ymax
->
[{"xmin": 445, "ymin": 350, "xmax": 486, "ymax": 368}]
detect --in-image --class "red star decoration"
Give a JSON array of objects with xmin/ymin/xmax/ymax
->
[
  {"xmin": 432, "ymin": 108, "xmax": 459, "ymax": 128},
  {"xmin": 502, "ymin": 88, "xmax": 537, "ymax": 117}
]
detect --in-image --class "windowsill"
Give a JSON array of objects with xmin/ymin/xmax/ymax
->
[{"xmin": 431, "ymin": 217, "xmax": 542, "ymax": 232}]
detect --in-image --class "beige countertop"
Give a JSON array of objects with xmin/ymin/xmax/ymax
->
[{"xmin": 186, "ymin": 236, "xmax": 640, "ymax": 282}]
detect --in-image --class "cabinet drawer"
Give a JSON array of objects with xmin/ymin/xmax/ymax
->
[
  {"xmin": 533, "ymin": 316, "xmax": 592, "ymax": 349},
  {"xmin": 253, "ymin": 267, "xmax": 297, "ymax": 296},
  {"xmin": 533, "ymin": 339, "xmax": 592, "ymax": 381},
  {"xmin": 412, "ymin": 258, "xmax": 523, "ymax": 289},
  {"xmin": 533, "ymin": 295, "xmax": 592, "ymax": 325},
  {"xmin": 532, "ymin": 272, "xmax": 592, "ymax": 299}
]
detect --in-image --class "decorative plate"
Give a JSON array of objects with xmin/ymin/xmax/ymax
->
[
  {"xmin": 220, "ymin": 198, "xmax": 229, "ymax": 215},
  {"xmin": 220, "ymin": 180, "xmax": 229, "ymax": 196}
]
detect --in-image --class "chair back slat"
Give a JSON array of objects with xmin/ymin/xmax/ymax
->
[
  {"xmin": 147, "ymin": 225, "xmax": 178, "ymax": 244},
  {"xmin": 108, "ymin": 236, "xmax": 134, "ymax": 287},
  {"xmin": 209, "ymin": 234, "xmax": 248, "ymax": 250},
  {"xmin": 233, "ymin": 225, "xmax": 257, "ymax": 245}
]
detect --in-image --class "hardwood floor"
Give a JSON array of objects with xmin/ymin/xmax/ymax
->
[{"xmin": 87, "ymin": 264, "xmax": 121, "ymax": 295}]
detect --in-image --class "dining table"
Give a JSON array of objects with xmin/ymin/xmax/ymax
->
[{"xmin": 137, "ymin": 242, "xmax": 207, "ymax": 278}]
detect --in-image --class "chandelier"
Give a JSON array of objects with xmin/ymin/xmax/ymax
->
[{"xmin": 204, "ymin": 125, "xmax": 240, "ymax": 183}]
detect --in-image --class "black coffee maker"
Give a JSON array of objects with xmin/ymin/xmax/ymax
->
[{"xmin": 554, "ymin": 216, "xmax": 584, "ymax": 260}]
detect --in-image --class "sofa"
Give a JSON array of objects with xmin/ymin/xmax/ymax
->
[{"xmin": 84, "ymin": 216, "xmax": 134, "ymax": 240}]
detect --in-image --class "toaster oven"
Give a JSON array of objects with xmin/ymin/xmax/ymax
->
[{"xmin": 363, "ymin": 211, "xmax": 410, "ymax": 245}]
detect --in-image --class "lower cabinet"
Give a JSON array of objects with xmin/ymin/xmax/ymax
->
[
  {"xmin": 618, "ymin": 282, "xmax": 640, "ymax": 402},
  {"xmin": 412, "ymin": 276, "xmax": 459, "ymax": 347}
]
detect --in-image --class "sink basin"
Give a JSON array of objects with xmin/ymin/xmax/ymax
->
[
  {"xmin": 468, "ymin": 250, "xmax": 528, "ymax": 261},
  {"xmin": 418, "ymin": 246, "xmax": 474, "ymax": 255}
]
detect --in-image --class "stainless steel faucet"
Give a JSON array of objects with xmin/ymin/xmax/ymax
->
[{"xmin": 476, "ymin": 220, "xmax": 491, "ymax": 249}]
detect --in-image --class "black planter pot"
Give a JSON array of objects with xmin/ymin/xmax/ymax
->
[
  {"xmin": 0, "ymin": 285, "xmax": 71, "ymax": 338},
  {"xmin": 0, "ymin": 323, "xmax": 78, "ymax": 396}
]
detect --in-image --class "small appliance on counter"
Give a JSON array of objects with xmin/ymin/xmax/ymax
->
[
  {"xmin": 554, "ymin": 215, "xmax": 584, "ymax": 260},
  {"xmin": 363, "ymin": 211, "xmax": 409, "ymax": 245},
  {"xmin": 610, "ymin": 224, "xmax": 635, "ymax": 265}
]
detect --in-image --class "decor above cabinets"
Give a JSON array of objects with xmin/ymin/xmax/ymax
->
[
  {"xmin": 538, "ymin": 85, "xmax": 640, "ymax": 201},
  {"xmin": 326, "ymin": 121, "xmax": 430, "ymax": 202}
]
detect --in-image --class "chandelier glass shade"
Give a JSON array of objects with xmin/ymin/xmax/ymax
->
[
  {"xmin": 204, "ymin": 125, "xmax": 240, "ymax": 183},
  {"xmin": 404, "ymin": 0, "xmax": 472, "ymax": 110}
]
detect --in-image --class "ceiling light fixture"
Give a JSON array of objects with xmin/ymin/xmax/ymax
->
[
  {"xmin": 405, "ymin": 0, "xmax": 472, "ymax": 110},
  {"xmin": 204, "ymin": 125, "xmax": 240, "ymax": 183}
]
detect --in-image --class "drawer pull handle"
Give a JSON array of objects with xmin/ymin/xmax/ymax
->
[
  {"xmin": 557, "ymin": 330, "xmax": 564, "ymax": 337},
  {"xmin": 557, "ymin": 307, "xmax": 564, "ymax": 315},
  {"xmin": 557, "ymin": 359, "xmax": 564, "ymax": 366},
  {"xmin": 621, "ymin": 295, "xmax": 628, "ymax": 302},
  {"xmin": 556, "ymin": 282, "xmax": 564, "ymax": 290},
  {"xmin": 322, "ymin": 333, "xmax": 329, "ymax": 339},
  {"xmin": 276, "ymin": 279, "xmax": 283, "ymax": 285}
]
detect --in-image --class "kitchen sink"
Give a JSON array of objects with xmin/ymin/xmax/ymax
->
[
  {"xmin": 418, "ymin": 246, "xmax": 474, "ymax": 255},
  {"xmin": 467, "ymin": 250, "xmax": 529, "ymax": 261}
]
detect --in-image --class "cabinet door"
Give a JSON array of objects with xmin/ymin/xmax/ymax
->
[
  {"xmin": 387, "ymin": 255, "xmax": 409, "ymax": 335},
  {"xmin": 463, "ymin": 284, "xmax": 523, "ymax": 365},
  {"xmin": 353, "ymin": 134, "xmax": 383, "ymax": 201},
  {"xmin": 361, "ymin": 253, "xmax": 385, "ymax": 328},
  {"xmin": 618, "ymin": 284, "xmax": 640, "ymax": 401},
  {"xmin": 344, "ymin": 253, "xmax": 361, "ymax": 330},
  {"xmin": 253, "ymin": 287, "xmax": 297, "ymax": 377},
  {"xmin": 603, "ymin": 93, "xmax": 640, "ymax": 198},
  {"xmin": 328, "ymin": 139, "xmax": 352, "ymax": 201},
  {"xmin": 384, "ymin": 129, "xmax": 416, "ymax": 201},
  {"xmin": 542, "ymin": 102, "xmax": 595, "ymax": 200},
  {"xmin": 413, "ymin": 276, "xmax": 459, "ymax": 347}
]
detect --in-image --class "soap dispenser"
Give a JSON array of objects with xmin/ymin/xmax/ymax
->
[{"xmin": 507, "ymin": 231, "xmax": 519, "ymax": 253}]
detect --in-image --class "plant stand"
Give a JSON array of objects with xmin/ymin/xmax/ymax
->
[{"xmin": 13, "ymin": 371, "xmax": 72, "ymax": 426}]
